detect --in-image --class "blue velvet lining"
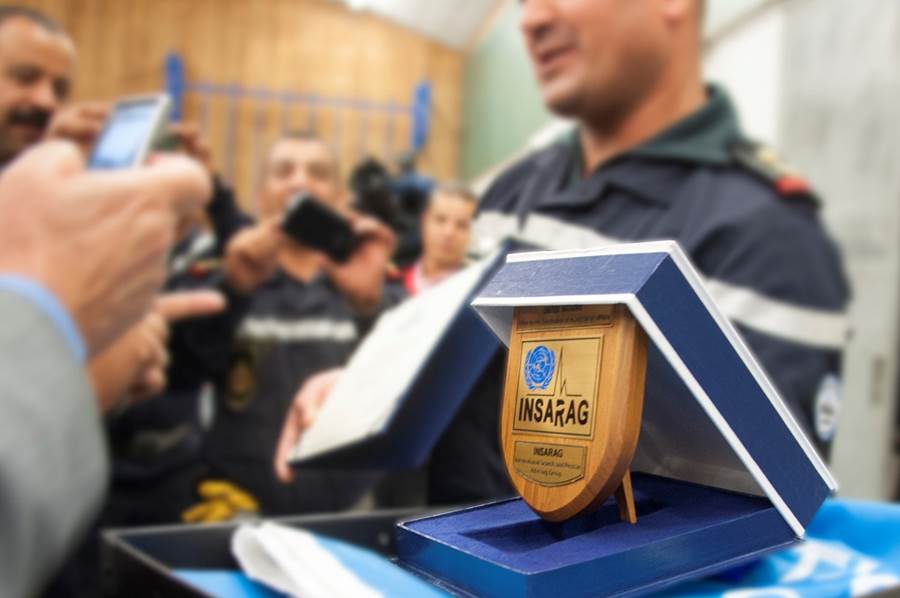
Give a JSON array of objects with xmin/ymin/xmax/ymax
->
[{"xmin": 397, "ymin": 474, "xmax": 797, "ymax": 597}]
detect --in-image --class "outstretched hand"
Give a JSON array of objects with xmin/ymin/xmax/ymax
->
[{"xmin": 274, "ymin": 368, "xmax": 344, "ymax": 483}]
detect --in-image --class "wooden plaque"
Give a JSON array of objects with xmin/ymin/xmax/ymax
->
[{"xmin": 500, "ymin": 304, "xmax": 648, "ymax": 522}]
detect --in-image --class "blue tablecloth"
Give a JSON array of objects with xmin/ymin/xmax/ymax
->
[{"xmin": 663, "ymin": 498, "xmax": 900, "ymax": 597}]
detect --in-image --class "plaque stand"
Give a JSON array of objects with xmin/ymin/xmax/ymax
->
[{"xmin": 615, "ymin": 470, "xmax": 637, "ymax": 524}]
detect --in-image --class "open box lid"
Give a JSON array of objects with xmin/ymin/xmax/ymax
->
[
  {"xmin": 471, "ymin": 240, "xmax": 835, "ymax": 538},
  {"xmin": 288, "ymin": 244, "xmax": 518, "ymax": 470}
]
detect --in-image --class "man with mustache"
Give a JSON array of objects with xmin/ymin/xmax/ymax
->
[{"xmin": 0, "ymin": 6, "xmax": 106, "ymax": 168}]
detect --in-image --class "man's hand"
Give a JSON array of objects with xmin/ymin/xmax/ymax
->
[
  {"xmin": 0, "ymin": 141, "xmax": 212, "ymax": 357},
  {"xmin": 89, "ymin": 290, "xmax": 226, "ymax": 411},
  {"xmin": 44, "ymin": 102, "xmax": 109, "ymax": 154},
  {"xmin": 167, "ymin": 122, "xmax": 214, "ymax": 173},
  {"xmin": 274, "ymin": 368, "xmax": 343, "ymax": 483},
  {"xmin": 323, "ymin": 215, "xmax": 395, "ymax": 315},
  {"xmin": 224, "ymin": 219, "xmax": 284, "ymax": 294}
]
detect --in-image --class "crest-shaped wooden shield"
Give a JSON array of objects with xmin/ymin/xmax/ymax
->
[{"xmin": 500, "ymin": 304, "xmax": 647, "ymax": 522}]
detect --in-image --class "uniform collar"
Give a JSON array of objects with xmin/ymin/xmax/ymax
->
[
  {"xmin": 552, "ymin": 85, "xmax": 743, "ymax": 208},
  {"xmin": 622, "ymin": 85, "xmax": 742, "ymax": 166}
]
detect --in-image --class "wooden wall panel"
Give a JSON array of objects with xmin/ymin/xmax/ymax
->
[{"xmin": 16, "ymin": 0, "xmax": 463, "ymax": 208}]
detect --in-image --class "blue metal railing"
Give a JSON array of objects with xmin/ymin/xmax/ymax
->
[{"xmin": 163, "ymin": 52, "xmax": 431, "ymax": 186}]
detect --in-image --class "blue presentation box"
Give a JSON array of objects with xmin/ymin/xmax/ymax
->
[{"xmin": 395, "ymin": 241, "xmax": 835, "ymax": 597}]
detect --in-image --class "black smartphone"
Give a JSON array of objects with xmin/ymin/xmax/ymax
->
[{"xmin": 281, "ymin": 193, "xmax": 359, "ymax": 263}]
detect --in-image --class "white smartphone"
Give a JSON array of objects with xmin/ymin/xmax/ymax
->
[{"xmin": 88, "ymin": 94, "xmax": 172, "ymax": 170}]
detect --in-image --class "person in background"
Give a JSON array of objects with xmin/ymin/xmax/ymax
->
[
  {"xmin": 399, "ymin": 183, "xmax": 477, "ymax": 296},
  {"xmin": 273, "ymin": 182, "xmax": 478, "ymax": 497},
  {"xmin": 175, "ymin": 130, "xmax": 396, "ymax": 521},
  {"xmin": 0, "ymin": 5, "xmax": 107, "ymax": 168},
  {"xmin": 367, "ymin": 183, "xmax": 479, "ymax": 508}
]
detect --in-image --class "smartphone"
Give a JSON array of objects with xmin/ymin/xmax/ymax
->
[
  {"xmin": 88, "ymin": 94, "xmax": 172, "ymax": 170},
  {"xmin": 281, "ymin": 193, "xmax": 359, "ymax": 263}
]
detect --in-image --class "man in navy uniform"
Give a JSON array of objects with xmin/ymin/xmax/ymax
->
[
  {"xmin": 426, "ymin": 0, "xmax": 847, "ymax": 502},
  {"xmin": 474, "ymin": 1, "xmax": 846, "ymax": 443},
  {"xmin": 276, "ymin": 0, "xmax": 848, "ymax": 504}
]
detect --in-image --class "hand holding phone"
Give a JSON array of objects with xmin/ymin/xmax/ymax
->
[
  {"xmin": 88, "ymin": 94, "xmax": 172, "ymax": 170},
  {"xmin": 322, "ymin": 214, "xmax": 397, "ymax": 315},
  {"xmin": 280, "ymin": 193, "xmax": 360, "ymax": 263},
  {"xmin": 45, "ymin": 102, "xmax": 109, "ymax": 153}
]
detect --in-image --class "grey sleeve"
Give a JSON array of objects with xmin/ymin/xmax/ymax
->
[{"xmin": 0, "ymin": 291, "xmax": 108, "ymax": 597}]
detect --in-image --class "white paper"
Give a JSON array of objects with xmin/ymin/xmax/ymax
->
[
  {"xmin": 292, "ymin": 254, "xmax": 497, "ymax": 462},
  {"xmin": 232, "ymin": 522, "xmax": 381, "ymax": 598}
]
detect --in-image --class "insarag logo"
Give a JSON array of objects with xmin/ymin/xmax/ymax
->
[{"xmin": 524, "ymin": 345, "xmax": 555, "ymax": 390}]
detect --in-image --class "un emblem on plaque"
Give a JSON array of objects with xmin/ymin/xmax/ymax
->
[
  {"xmin": 524, "ymin": 345, "xmax": 555, "ymax": 390},
  {"xmin": 500, "ymin": 304, "xmax": 648, "ymax": 523}
]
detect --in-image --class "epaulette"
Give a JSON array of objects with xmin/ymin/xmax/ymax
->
[{"xmin": 730, "ymin": 140, "xmax": 820, "ymax": 207}]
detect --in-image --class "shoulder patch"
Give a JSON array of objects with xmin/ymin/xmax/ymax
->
[{"xmin": 731, "ymin": 140, "xmax": 820, "ymax": 206}]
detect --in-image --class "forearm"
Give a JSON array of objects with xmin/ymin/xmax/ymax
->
[{"xmin": 0, "ymin": 290, "xmax": 107, "ymax": 597}]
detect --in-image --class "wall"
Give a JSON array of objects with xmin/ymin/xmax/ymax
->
[
  {"xmin": 703, "ymin": 4, "xmax": 783, "ymax": 145},
  {"xmin": 705, "ymin": 0, "xmax": 900, "ymax": 501},
  {"xmin": 460, "ymin": 1, "xmax": 553, "ymax": 181},
  {"xmin": 17, "ymin": 0, "xmax": 464, "ymax": 207},
  {"xmin": 778, "ymin": 0, "xmax": 900, "ymax": 500}
]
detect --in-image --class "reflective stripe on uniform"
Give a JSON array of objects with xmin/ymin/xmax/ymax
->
[
  {"xmin": 472, "ymin": 210, "xmax": 849, "ymax": 350},
  {"xmin": 704, "ymin": 279, "xmax": 848, "ymax": 350},
  {"xmin": 521, "ymin": 214, "xmax": 619, "ymax": 249},
  {"xmin": 238, "ymin": 317, "xmax": 358, "ymax": 343},
  {"xmin": 471, "ymin": 211, "xmax": 521, "ymax": 254}
]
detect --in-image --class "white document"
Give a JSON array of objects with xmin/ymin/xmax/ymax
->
[
  {"xmin": 232, "ymin": 522, "xmax": 381, "ymax": 598},
  {"xmin": 291, "ymin": 254, "xmax": 497, "ymax": 462}
]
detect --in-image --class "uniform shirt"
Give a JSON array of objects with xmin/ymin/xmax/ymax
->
[
  {"xmin": 430, "ymin": 86, "xmax": 850, "ymax": 504},
  {"xmin": 201, "ymin": 270, "xmax": 379, "ymax": 515}
]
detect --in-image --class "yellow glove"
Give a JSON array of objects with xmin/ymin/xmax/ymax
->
[{"xmin": 181, "ymin": 479, "xmax": 260, "ymax": 523}]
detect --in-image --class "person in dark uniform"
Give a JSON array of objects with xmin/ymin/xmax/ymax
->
[
  {"xmin": 464, "ymin": 0, "xmax": 847, "ymax": 470},
  {"xmin": 276, "ymin": 0, "xmax": 849, "ymax": 506},
  {"xmin": 175, "ymin": 131, "xmax": 397, "ymax": 520}
]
